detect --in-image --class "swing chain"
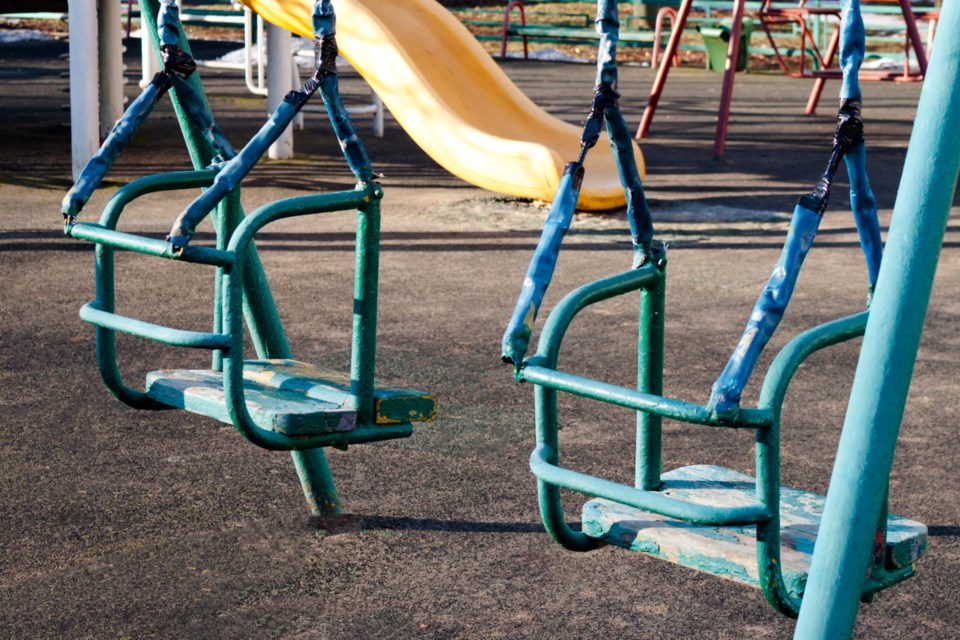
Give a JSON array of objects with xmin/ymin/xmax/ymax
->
[
  {"xmin": 313, "ymin": 33, "xmax": 339, "ymax": 80},
  {"xmin": 577, "ymin": 82, "xmax": 620, "ymax": 164},
  {"xmin": 800, "ymin": 99, "xmax": 866, "ymax": 215}
]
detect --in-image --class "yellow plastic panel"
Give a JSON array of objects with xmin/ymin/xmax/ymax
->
[{"xmin": 239, "ymin": 0, "xmax": 646, "ymax": 210}]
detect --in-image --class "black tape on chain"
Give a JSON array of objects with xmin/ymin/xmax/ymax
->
[
  {"xmin": 160, "ymin": 45, "xmax": 197, "ymax": 79},
  {"xmin": 798, "ymin": 99, "xmax": 866, "ymax": 215},
  {"xmin": 283, "ymin": 35, "xmax": 338, "ymax": 109},
  {"xmin": 312, "ymin": 35, "xmax": 339, "ymax": 80},
  {"xmin": 283, "ymin": 76, "xmax": 321, "ymax": 109},
  {"xmin": 150, "ymin": 71, "xmax": 173, "ymax": 93},
  {"xmin": 577, "ymin": 82, "xmax": 621, "ymax": 162},
  {"xmin": 834, "ymin": 99, "xmax": 864, "ymax": 153}
]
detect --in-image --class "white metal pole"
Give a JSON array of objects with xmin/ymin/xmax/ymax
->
[
  {"xmin": 98, "ymin": 0, "xmax": 125, "ymax": 137},
  {"xmin": 140, "ymin": 14, "xmax": 160, "ymax": 88},
  {"xmin": 372, "ymin": 93, "xmax": 384, "ymax": 138},
  {"xmin": 266, "ymin": 22, "xmax": 293, "ymax": 159},
  {"xmin": 69, "ymin": 0, "xmax": 101, "ymax": 180}
]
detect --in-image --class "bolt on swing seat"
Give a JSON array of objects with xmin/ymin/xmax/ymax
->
[
  {"xmin": 61, "ymin": 0, "xmax": 434, "ymax": 514},
  {"xmin": 503, "ymin": 0, "xmax": 926, "ymax": 617}
]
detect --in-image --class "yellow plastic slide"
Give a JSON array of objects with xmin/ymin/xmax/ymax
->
[{"xmin": 238, "ymin": 0, "xmax": 644, "ymax": 210}]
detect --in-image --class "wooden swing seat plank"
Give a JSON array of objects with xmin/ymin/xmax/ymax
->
[
  {"xmin": 145, "ymin": 359, "xmax": 436, "ymax": 435},
  {"xmin": 582, "ymin": 465, "xmax": 927, "ymax": 598}
]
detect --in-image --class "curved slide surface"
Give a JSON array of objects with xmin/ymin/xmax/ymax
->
[{"xmin": 239, "ymin": 0, "xmax": 644, "ymax": 210}]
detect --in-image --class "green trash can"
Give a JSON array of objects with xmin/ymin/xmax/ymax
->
[{"xmin": 698, "ymin": 17, "xmax": 753, "ymax": 73}]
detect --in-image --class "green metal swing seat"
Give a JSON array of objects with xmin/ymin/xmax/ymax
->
[
  {"xmin": 518, "ymin": 262, "xmax": 927, "ymax": 616},
  {"xmin": 61, "ymin": 0, "xmax": 436, "ymax": 514},
  {"xmin": 70, "ymin": 173, "xmax": 436, "ymax": 448},
  {"xmin": 68, "ymin": 166, "xmax": 435, "ymax": 512}
]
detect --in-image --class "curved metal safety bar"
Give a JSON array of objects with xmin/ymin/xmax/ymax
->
[
  {"xmin": 227, "ymin": 184, "xmax": 380, "ymax": 257},
  {"xmin": 531, "ymin": 445, "xmax": 771, "ymax": 526},
  {"xmin": 79, "ymin": 302, "xmax": 232, "ymax": 350},
  {"xmin": 66, "ymin": 170, "xmax": 223, "ymax": 410},
  {"xmin": 758, "ymin": 311, "xmax": 868, "ymax": 413},
  {"xmin": 219, "ymin": 185, "xmax": 388, "ymax": 451},
  {"xmin": 531, "ymin": 262, "xmax": 660, "ymax": 368},
  {"xmin": 97, "ymin": 170, "xmax": 217, "ymax": 224},
  {"xmin": 751, "ymin": 310, "xmax": 868, "ymax": 616},
  {"xmin": 520, "ymin": 364, "xmax": 772, "ymax": 429},
  {"xmin": 69, "ymin": 223, "xmax": 235, "ymax": 267}
]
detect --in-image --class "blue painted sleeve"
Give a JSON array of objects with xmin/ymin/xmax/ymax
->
[
  {"xmin": 604, "ymin": 108, "xmax": 653, "ymax": 266},
  {"xmin": 167, "ymin": 99, "xmax": 303, "ymax": 248},
  {"xmin": 308, "ymin": 1, "xmax": 374, "ymax": 183},
  {"xmin": 502, "ymin": 163, "xmax": 584, "ymax": 364},
  {"xmin": 313, "ymin": 0, "xmax": 335, "ymax": 37},
  {"xmin": 843, "ymin": 141, "xmax": 882, "ymax": 293},
  {"xmin": 839, "ymin": 0, "xmax": 865, "ymax": 100},
  {"xmin": 708, "ymin": 204, "xmax": 822, "ymax": 418},
  {"xmin": 158, "ymin": 0, "xmax": 182, "ymax": 48},
  {"xmin": 62, "ymin": 76, "xmax": 169, "ymax": 220},
  {"xmin": 594, "ymin": 0, "xmax": 619, "ymax": 88},
  {"xmin": 317, "ymin": 74, "xmax": 376, "ymax": 184}
]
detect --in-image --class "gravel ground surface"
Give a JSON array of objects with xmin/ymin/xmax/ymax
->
[{"xmin": 1, "ymin": 34, "xmax": 959, "ymax": 639}]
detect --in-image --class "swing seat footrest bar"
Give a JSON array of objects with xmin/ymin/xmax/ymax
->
[{"xmin": 582, "ymin": 465, "xmax": 927, "ymax": 598}]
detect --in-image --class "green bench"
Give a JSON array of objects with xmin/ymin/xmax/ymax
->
[{"xmin": 496, "ymin": 0, "xmax": 695, "ymax": 59}]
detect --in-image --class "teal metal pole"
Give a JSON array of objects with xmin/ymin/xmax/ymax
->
[
  {"xmin": 794, "ymin": 3, "xmax": 960, "ymax": 636},
  {"xmin": 636, "ymin": 268, "xmax": 665, "ymax": 490},
  {"xmin": 351, "ymin": 197, "xmax": 382, "ymax": 425}
]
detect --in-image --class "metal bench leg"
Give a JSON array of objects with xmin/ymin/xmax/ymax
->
[
  {"xmin": 805, "ymin": 25, "xmax": 841, "ymax": 115},
  {"xmin": 637, "ymin": 0, "xmax": 694, "ymax": 139},
  {"xmin": 712, "ymin": 0, "xmax": 747, "ymax": 157}
]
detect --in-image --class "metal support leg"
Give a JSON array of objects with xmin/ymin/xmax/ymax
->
[
  {"xmin": 899, "ymin": 0, "xmax": 929, "ymax": 75},
  {"xmin": 292, "ymin": 448, "xmax": 341, "ymax": 514},
  {"xmin": 637, "ymin": 0, "xmax": 693, "ymax": 139},
  {"xmin": 69, "ymin": 0, "xmax": 100, "ymax": 180},
  {"xmin": 351, "ymin": 199, "xmax": 382, "ymax": 425},
  {"xmin": 712, "ymin": 0, "xmax": 747, "ymax": 158},
  {"xmin": 266, "ymin": 22, "xmax": 294, "ymax": 159},
  {"xmin": 372, "ymin": 94, "xmax": 384, "ymax": 138},
  {"xmin": 805, "ymin": 26, "xmax": 841, "ymax": 115},
  {"xmin": 140, "ymin": 20, "xmax": 161, "ymax": 89},
  {"xmin": 636, "ymin": 270, "xmax": 665, "ymax": 490},
  {"xmin": 795, "ymin": 4, "xmax": 960, "ymax": 635},
  {"xmin": 98, "ymin": 0, "xmax": 125, "ymax": 138}
]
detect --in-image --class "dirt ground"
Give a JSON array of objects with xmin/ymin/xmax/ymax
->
[{"xmin": 2, "ymin": 35, "xmax": 960, "ymax": 639}]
